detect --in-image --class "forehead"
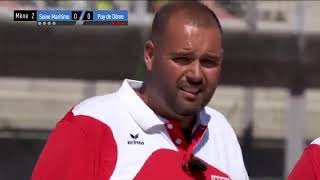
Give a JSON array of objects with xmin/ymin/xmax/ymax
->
[{"xmin": 161, "ymin": 14, "xmax": 222, "ymax": 51}]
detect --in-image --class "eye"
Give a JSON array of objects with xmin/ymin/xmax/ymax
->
[
  {"xmin": 172, "ymin": 56, "xmax": 192, "ymax": 66},
  {"xmin": 200, "ymin": 58, "xmax": 220, "ymax": 68}
]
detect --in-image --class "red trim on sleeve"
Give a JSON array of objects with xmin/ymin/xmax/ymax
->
[
  {"xmin": 287, "ymin": 144, "xmax": 320, "ymax": 180},
  {"xmin": 31, "ymin": 111, "xmax": 118, "ymax": 180}
]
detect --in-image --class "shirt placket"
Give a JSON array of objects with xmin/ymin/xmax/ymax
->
[{"xmin": 164, "ymin": 120, "xmax": 208, "ymax": 174}]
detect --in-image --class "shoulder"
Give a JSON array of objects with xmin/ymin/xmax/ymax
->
[
  {"xmin": 72, "ymin": 93, "xmax": 119, "ymax": 116},
  {"xmin": 287, "ymin": 137, "xmax": 320, "ymax": 180},
  {"xmin": 56, "ymin": 110, "xmax": 115, "ymax": 142},
  {"xmin": 202, "ymin": 106, "xmax": 241, "ymax": 151},
  {"xmin": 203, "ymin": 106, "xmax": 228, "ymax": 122},
  {"xmin": 306, "ymin": 137, "xmax": 320, "ymax": 160},
  {"xmin": 203, "ymin": 106, "xmax": 236, "ymax": 137},
  {"xmin": 202, "ymin": 106, "xmax": 249, "ymax": 179},
  {"xmin": 32, "ymin": 106, "xmax": 118, "ymax": 180},
  {"xmin": 51, "ymin": 93, "xmax": 120, "ymax": 148},
  {"xmin": 311, "ymin": 137, "xmax": 320, "ymax": 145},
  {"xmin": 70, "ymin": 93, "xmax": 124, "ymax": 125}
]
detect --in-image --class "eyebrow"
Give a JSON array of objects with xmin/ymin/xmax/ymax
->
[
  {"xmin": 169, "ymin": 48, "xmax": 222, "ymax": 59},
  {"xmin": 170, "ymin": 51, "xmax": 221, "ymax": 59},
  {"xmin": 169, "ymin": 51, "xmax": 195, "ymax": 57},
  {"xmin": 204, "ymin": 53, "xmax": 221, "ymax": 59}
]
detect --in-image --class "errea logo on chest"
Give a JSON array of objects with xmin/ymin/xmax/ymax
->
[{"xmin": 127, "ymin": 133, "xmax": 144, "ymax": 145}]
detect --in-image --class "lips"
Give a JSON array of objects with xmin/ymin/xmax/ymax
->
[
  {"xmin": 177, "ymin": 80, "xmax": 203, "ymax": 100},
  {"xmin": 180, "ymin": 86, "xmax": 201, "ymax": 95}
]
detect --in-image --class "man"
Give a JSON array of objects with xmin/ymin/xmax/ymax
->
[
  {"xmin": 32, "ymin": 2, "xmax": 248, "ymax": 180},
  {"xmin": 287, "ymin": 137, "xmax": 320, "ymax": 180}
]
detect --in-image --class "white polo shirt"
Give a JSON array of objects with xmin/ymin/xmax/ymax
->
[{"xmin": 32, "ymin": 79, "xmax": 249, "ymax": 180}]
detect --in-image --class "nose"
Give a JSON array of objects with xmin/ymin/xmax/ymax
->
[{"xmin": 186, "ymin": 61, "xmax": 203, "ymax": 85}]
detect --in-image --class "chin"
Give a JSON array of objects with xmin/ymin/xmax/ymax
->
[{"xmin": 174, "ymin": 102, "xmax": 203, "ymax": 116}]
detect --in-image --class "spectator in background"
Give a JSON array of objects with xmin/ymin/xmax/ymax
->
[{"xmin": 287, "ymin": 137, "xmax": 320, "ymax": 180}]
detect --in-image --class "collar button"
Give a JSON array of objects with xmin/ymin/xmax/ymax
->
[
  {"xmin": 166, "ymin": 123, "xmax": 173, "ymax": 129},
  {"xmin": 175, "ymin": 138, "xmax": 182, "ymax": 145}
]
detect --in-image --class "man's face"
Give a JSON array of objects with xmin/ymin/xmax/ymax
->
[{"xmin": 147, "ymin": 15, "xmax": 223, "ymax": 117}]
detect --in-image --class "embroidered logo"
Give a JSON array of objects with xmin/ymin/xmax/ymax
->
[
  {"xmin": 130, "ymin": 133, "xmax": 139, "ymax": 139},
  {"xmin": 128, "ymin": 133, "xmax": 144, "ymax": 145}
]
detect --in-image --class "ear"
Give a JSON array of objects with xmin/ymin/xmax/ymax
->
[{"xmin": 144, "ymin": 40, "xmax": 155, "ymax": 71}]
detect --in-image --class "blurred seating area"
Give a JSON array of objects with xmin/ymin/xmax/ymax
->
[{"xmin": 0, "ymin": 1, "xmax": 319, "ymax": 33}]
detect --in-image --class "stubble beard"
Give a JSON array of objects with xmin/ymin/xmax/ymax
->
[{"xmin": 171, "ymin": 88, "xmax": 215, "ymax": 117}]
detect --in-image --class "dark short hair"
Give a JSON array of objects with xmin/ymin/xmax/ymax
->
[{"xmin": 151, "ymin": 1, "xmax": 223, "ymax": 43}]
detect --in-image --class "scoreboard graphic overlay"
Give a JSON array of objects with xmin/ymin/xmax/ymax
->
[{"xmin": 14, "ymin": 10, "xmax": 128, "ymax": 26}]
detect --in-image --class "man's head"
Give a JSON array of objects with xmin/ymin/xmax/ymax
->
[
  {"xmin": 150, "ymin": 2, "xmax": 222, "ymax": 45},
  {"xmin": 142, "ymin": 2, "xmax": 224, "ymax": 121}
]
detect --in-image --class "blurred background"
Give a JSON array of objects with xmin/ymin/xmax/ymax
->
[{"xmin": 1, "ymin": 1, "xmax": 320, "ymax": 179}]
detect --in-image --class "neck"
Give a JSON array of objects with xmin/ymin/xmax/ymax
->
[{"xmin": 134, "ymin": 84, "xmax": 197, "ymax": 132}]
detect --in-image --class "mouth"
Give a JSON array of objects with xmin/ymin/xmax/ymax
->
[
  {"xmin": 181, "ymin": 86, "xmax": 201, "ymax": 94},
  {"xmin": 179, "ymin": 86, "xmax": 202, "ymax": 100}
]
